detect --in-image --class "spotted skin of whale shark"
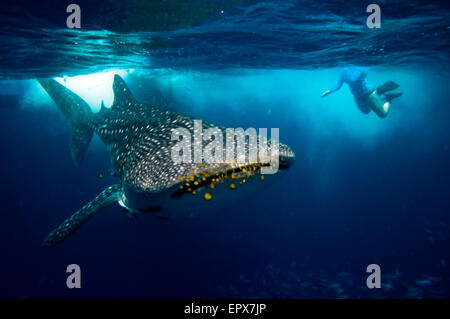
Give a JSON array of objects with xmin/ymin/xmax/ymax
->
[{"xmin": 37, "ymin": 75, "xmax": 295, "ymax": 247}]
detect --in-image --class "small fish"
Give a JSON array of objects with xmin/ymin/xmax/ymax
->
[
  {"xmin": 383, "ymin": 281, "xmax": 393, "ymax": 291},
  {"xmin": 424, "ymin": 275, "xmax": 441, "ymax": 283},
  {"xmin": 415, "ymin": 279, "xmax": 433, "ymax": 287},
  {"xmin": 384, "ymin": 270, "xmax": 403, "ymax": 280},
  {"xmin": 406, "ymin": 287, "xmax": 423, "ymax": 299}
]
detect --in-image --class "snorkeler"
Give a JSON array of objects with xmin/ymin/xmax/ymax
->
[{"xmin": 321, "ymin": 66, "xmax": 402, "ymax": 118}]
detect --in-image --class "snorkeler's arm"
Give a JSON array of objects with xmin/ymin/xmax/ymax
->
[{"xmin": 322, "ymin": 72, "xmax": 344, "ymax": 97}]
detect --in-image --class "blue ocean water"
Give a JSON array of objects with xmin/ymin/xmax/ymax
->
[{"xmin": 0, "ymin": 0, "xmax": 449, "ymax": 298}]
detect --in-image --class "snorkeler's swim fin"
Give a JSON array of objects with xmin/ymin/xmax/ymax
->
[
  {"xmin": 43, "ymin": 184, "xmax": 122, "ymax": 247},
  {"xmin": 377, "ymin": 81, "xmax": 400, "ymax": 95},
  {"xmin": 383, "ymin": 92, "xmax": 403, "ymax": 103}
]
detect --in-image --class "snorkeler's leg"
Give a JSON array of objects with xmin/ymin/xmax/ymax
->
[
  {"xmin": 376, "ymin": 81, "xmax": 400, "ymax": 95},
  {"xmin": 368, "ymin": 92, "xmax": 389, "ymax": 118},
  {"xmin": 355, "ymin": 97, "xmax": 371, "ymax": 114}
]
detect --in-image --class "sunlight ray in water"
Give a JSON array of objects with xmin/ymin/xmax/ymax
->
[{"xmin": 54, "ymin": 69, "xmax": 134, "ymax": 111}]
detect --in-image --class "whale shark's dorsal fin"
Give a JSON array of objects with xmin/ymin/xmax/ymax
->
[
  {"xmin": 112, "ymin": 74, "xmax": 136, "ymax": 109},
  {"xmin": 43, "ymin": 184, "xmax": 122, "ymax": 247}
]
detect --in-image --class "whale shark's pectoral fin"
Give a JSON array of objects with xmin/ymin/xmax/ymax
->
[{"xmin": 43, "ymin": 184, "xmax": 122, "ymax": 248}]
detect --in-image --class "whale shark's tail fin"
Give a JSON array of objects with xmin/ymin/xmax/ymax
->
[
  {"xmin": 43, "ymin": 184, "xmax": 122, "ymax": 248},
  {"xmin": 38, "ymin": 78, "xmax": 94, "ymax": 166}
]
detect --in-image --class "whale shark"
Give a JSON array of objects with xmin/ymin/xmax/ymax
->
[{"xmin": 38, "ymin": 75, "xmax": 295, "ymax": 247}]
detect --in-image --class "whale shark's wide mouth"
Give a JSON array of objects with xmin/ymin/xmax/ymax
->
[
  {"xmin": 279, "ymin": 156, "xmax": 293, "ymax": 170},
  {"xmin": 171, "ymin": 155, "xmax": 294, "ymax": 198}
]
